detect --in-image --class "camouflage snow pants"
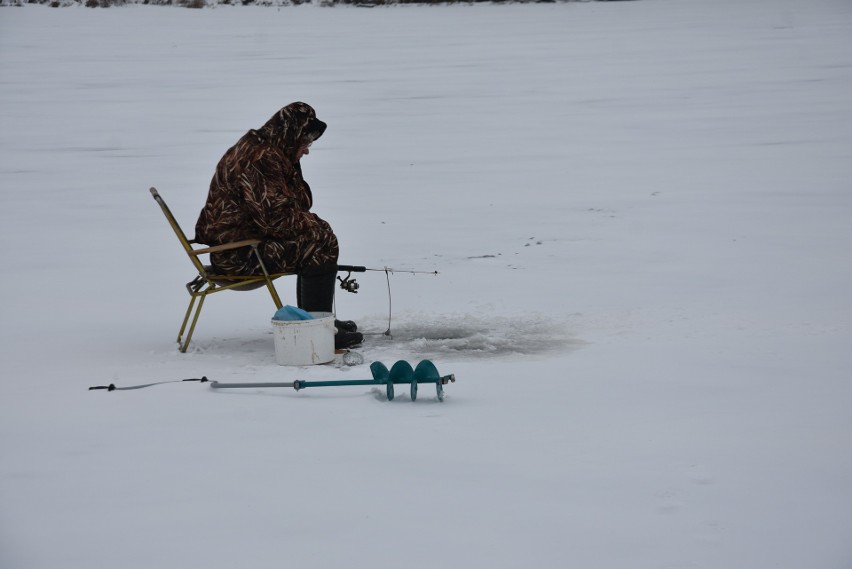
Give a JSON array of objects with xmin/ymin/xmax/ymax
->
[{"xmin": 210, "ymin": 229, "xmax": 339, "ymax": 276}]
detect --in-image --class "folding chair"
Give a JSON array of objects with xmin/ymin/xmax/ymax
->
[{"xmin": 150, "ymin": 187, "xmax": 288, "ymax": 352}]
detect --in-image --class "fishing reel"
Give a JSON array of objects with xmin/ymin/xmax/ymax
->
[{"xmin": 338, "ymin": 271, "xmax": 360, "ymax": 294}]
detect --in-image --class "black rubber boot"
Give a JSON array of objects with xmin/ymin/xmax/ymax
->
[
  {"xmin": 297, "ymin": 265, "xmax": 336, "ymax": 313},
  {"xmin": 335, "ymin": 329, "xmax": 363, "ymax": 350},
  {"xmin": 335, "ymin": 319, "xmax": 358, "ymax": 333},
  {"xmin": 299, "ymin": 264, "xmax": 363, "ymax": 349}
]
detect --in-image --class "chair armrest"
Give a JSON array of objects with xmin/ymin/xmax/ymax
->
[{"xmin": 191, "ymin": 239, "xmax": 262, "ymax": 256}]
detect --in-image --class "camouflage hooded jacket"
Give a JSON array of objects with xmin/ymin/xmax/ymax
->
[{"xmin": 194, "ymin": 102, "xmax": 334, "ymax": 274}]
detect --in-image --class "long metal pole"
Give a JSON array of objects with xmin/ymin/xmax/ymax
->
[{"xmin": 210, "ymin": 381, "xmax": 296, "ymax": 389}]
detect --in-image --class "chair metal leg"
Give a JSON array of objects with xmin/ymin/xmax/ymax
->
[
  {"xmin": 264, "ymin": 279, "xmax": 283, "ymax": 310},
  {"xmin": 177, "ymin": 295, "xmax": 197, "ymax": 347},
  {"xmin": 251, "ymin": 244, "xmax": 283, "ymax": 310},
  {"xmin": 180, "ymin": 293, "xmax": 206, "ymax": 353}
]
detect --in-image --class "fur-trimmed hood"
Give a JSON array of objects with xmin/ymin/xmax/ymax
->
[{"xmin": 251, "ymin": 102, "xmax": 327, "ymax": 158}]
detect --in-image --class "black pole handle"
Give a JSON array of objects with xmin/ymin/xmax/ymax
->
[{"xmin": 182, "ymin": 377, "xmax": 209, "ymax": 383}]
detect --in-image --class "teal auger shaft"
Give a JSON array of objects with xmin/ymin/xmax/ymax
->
[{"xmin": 294, "ymin": 379, "xmax": 378, "ymax": 389}]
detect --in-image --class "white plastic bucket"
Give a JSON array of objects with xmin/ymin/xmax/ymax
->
[{"xmin": 271, "ymin": 311, "xmax": 335, "ymax": 366}]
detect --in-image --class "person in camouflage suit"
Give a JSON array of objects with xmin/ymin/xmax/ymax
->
[{"xmin": 195, "ymin": 102, "xmax": 361, "ymax": 348}]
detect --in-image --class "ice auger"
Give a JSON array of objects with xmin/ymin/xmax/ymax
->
[{"xmin": 210, "ymin": 360, "xmax": 455, "ymax": 401}]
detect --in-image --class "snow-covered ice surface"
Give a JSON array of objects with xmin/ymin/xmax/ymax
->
[{"xmin": 1, "ymin": 1, "xmax": 851, "ymax": 567}]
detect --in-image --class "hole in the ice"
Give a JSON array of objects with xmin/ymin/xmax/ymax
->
[{"xmin": 359, "ymin": 312, "xmax": 582, "ymax": 359}]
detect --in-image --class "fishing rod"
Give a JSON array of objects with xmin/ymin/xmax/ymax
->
[{"xmin": 336, "ymin": 264, "xmax": 438, "ymax": 337}]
